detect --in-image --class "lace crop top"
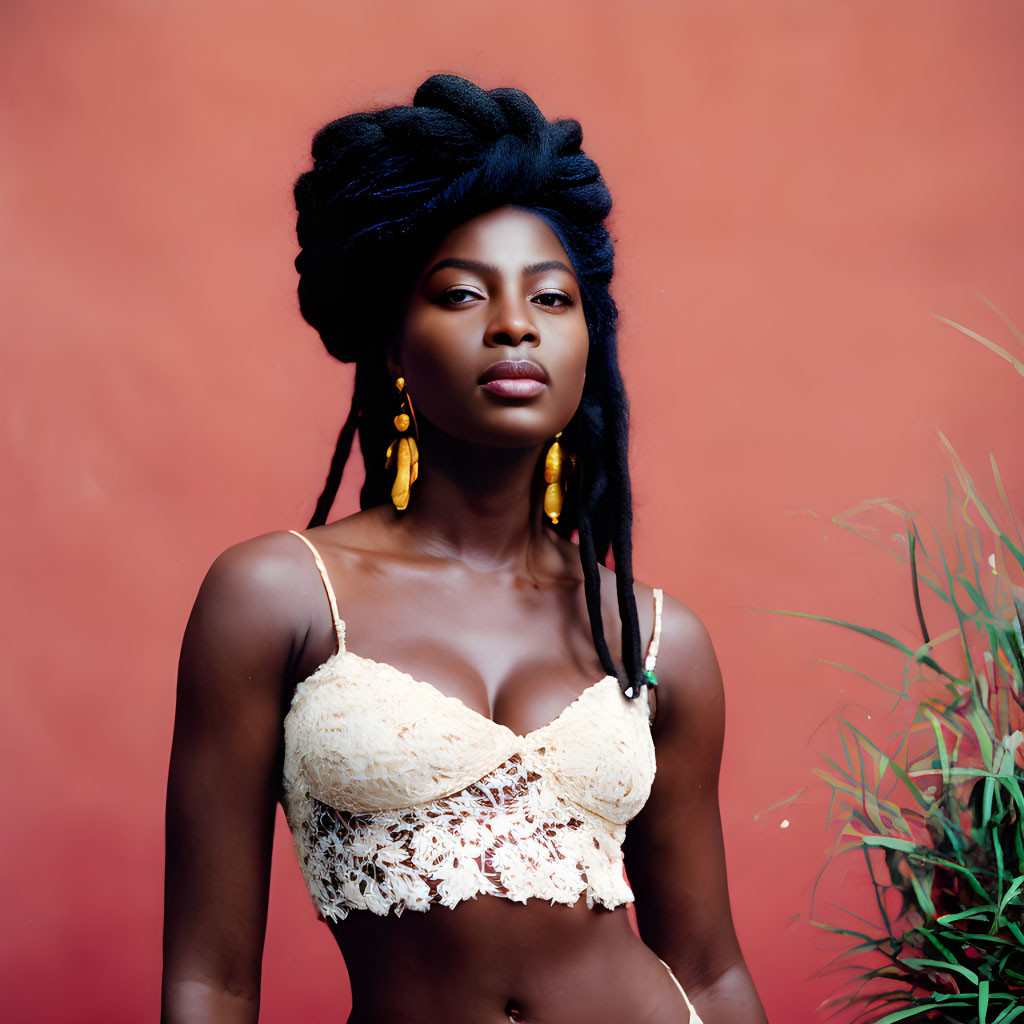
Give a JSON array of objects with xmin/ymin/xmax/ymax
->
[{"xmin": 281, "ymin": 530, "xmax": 661, "ymax": 923}]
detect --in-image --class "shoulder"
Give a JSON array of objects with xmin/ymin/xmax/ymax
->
[
  {"xmin": 655, "ymin": 592, "xmax": 722, "ymax": 694},
  {"xmin": 591, "ymin": 565, "xmax": 723, "ymax": 731},
  {"xmin": 198, "ymin": 531, "xmax": 318, "ymax": 624},
  {"xmin": 647, "ymin": 589, "xmax": 726, "ymax": 754},
  {"xmin": 183, "ymin": 530, "xmax": 330, "ymax": 681}
]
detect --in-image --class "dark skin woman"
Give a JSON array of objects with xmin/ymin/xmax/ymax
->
[{"xmin": 162, "ymin": 78, "xmax": 768, "ymax": 1024}]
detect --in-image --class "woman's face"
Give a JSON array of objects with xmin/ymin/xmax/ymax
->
[{"xmin": 395, "ymin": 206, "xmax": 589, "ymax": 449}]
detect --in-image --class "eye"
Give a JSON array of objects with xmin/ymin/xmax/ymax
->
[
  {"xmin": 439, "ymin": 287, "xmax": 482, "ymax": 306},
  {"xmin": 533, "ymin": 290, "xmax": 572, "ymax": 308}
]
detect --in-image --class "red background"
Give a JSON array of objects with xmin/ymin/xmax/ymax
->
[{"xmin": 2, "ymin": 2, "xmax": 1023, "ymax": 1021}]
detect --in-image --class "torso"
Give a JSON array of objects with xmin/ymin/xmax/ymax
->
[
  {"xmin": 278, "ymin": 509, "xmax": 690, "ymax": 1023},
  {"xmin": 335, "ymin": 898, "xmax": 687, "ymax": 1023}
]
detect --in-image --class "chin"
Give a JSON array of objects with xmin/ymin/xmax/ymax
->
[{"xmin": 475, "ymin": 411, "xmax": 571, "ymax": 449}]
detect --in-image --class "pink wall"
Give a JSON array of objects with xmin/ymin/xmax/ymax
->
[{"xmin": 2, "ymin": 1, "xmax": 1023, "ymax": 1020}]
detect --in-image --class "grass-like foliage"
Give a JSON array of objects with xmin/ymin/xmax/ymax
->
[{"xmin": 771, "ymin": 308, "xmax": 1024, "ymax": 1023}]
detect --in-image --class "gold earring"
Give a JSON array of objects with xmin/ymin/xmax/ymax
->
[
  {"xmin": 543, "ymin": 432, "xmax": 569, "ymax": 525},
  {"xmin": 386, "ymin": 377, "xmax": 419, "ymax": 511}
]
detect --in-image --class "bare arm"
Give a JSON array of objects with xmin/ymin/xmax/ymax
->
[
  {"xmin": 624, "ymin": 597, "xmax": 767, "ymax": 1023},
  {"xmin": 162, "ymin": 536, "xmax": 309, "ymax": 1023}
]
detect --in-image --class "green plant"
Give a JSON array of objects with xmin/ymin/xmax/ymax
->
[{"xmin": 768, "ymin": 311, "xmax": 1024, "ymax": 1023}]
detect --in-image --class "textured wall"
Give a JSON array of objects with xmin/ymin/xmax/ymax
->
[{"xmin": 2, "ymin": 1, "xmax": 1022, "ymax": 1020}]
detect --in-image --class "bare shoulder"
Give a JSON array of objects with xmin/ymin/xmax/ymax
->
[
  {"xmin": 647, "ymin": 589, "xmax": 726, "ymax": 746},
  {"xmin": 589, "ymin": 564, "xmax": 722, "ymax": 724},
  {"xmin": 656, "ymin": 593, "xmax": 723, "ymax": 694},
  {"xmin": 181, "ymin": 530, "xmax": 332, "ymax": 693},
  {"xmin": 197, "ymin": 531, "xmax": 316, "ymax": 632}
]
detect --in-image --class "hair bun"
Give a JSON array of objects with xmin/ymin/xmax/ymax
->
[
  {"xmin": 293, "ymin": 74, "xmax": 612, "ymax": 364},
  {"xmin": 413, "ymin": 74, "xmax": 511, "ymax": 139}
]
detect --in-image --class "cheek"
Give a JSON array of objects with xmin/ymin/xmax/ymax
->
[
  {"xmin": 560, "ymin": 321, "xmax": 591, "ymax": 400},
  {"xmin": 397, "ymin": 313, "xmax": 476, "ymax": 419}
]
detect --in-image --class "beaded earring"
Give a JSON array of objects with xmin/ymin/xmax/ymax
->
[
  {"xmin": 543, "ymin": 432, "xmax": 571, "ymax": 525},
  {"xmin": 386, "ymin": 377, "xmax": 419, "ymax": 511}
]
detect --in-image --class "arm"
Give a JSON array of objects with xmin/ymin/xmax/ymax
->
[
  {"xmin": 623, "ymin": 596, "xmax": 767, "ymax": 1023},
  {"xmin": 162, "ymin": 536, "xmax": 308, "ymax": 1023}
]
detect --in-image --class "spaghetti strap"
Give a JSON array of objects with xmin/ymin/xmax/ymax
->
[
  {"xmin": 645, "ymin": 588, "xmax": 664, "ymax": 674},
  {"xmin": 288, "ymin": 530, "xmax": 346, "ymax": 651},
  {"xmin": 657, "ymin": 957, "xmax": 704, "ymax": 1022}
]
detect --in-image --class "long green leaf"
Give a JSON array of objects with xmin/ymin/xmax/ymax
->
[
  {"xmin": 933, "ymin": 314, "xmax": 1024, "ymax": 377},
  {"xmin": 997, "ymin": 875, "xmax": 1024, "ymax": 918},
  {"xmin": 915, "ymin": 925, "xmax": 957, "ymax": 964},
  {"xmin": 960, "ymin": 572, "xmax": 995, "ymax": 619},
  {"xmin": 992, "ymin": 1004, "xmax": 1024, "ymax": 1024},
  {"xmin": 753, "ymin": 607, "xmax": 958, "ymax": 680},
  {"xmin": 902, "ymin": 958, "xmax": 979, "ymax": 984},
  {"xmin": 908, "ymin": 870, "xmax": 937, "ymax": 918},
  {"xmin": 830, "ymin": 508, "xmax": 908, "ymax": 561},
  {"xmin": 933, "ymin": 508, "xmax": 979, "ymax": 685},
  {"xmin": 953, "ymin": 930, "xmax": 1021, "ymax": 947},
  {"xmin": 938, "ymin": 430, "xmax": 1024, "ymax": 575},
  {"xmin": 814, "ymin": 657, "xmax": 910, "ymax": 698},
  {"xmin": 909, "ymin": 526, "xmax": 931, "ymax": 646},
  {"xmin": 922, "ymin": 708, "xmax": 952, "ymax": 784},
  {"xmin": 863, "ymin": 835, "xmax": 917, "ymax": 853},
  {"xmin": 990, "ymin": 453, "xmax": 1024, "ymax": 550},
  {"xmin": 907, "ymin": 851, "xmax": 991, "ymax": 899},
  {"xmin": 993, "ymin": 830, "xmax": 1006, "ymax": 920},
  {"xmin": 973, "ymin": 293, "xmax": 1024, "ymax": 347},
  {"xmin": 936, "ymin": 906, "xmax": 995, "ymax": 925},
  {"xmin": 966, "ymin": 705, "xmax": 996, "ymax": 768},
  {"xmin": 753, "ymin": 786, "xmax": 807, "ymax": 821},
  {"xmin": 876, "ymin": 1002, "xmax": 972, "ymax": 1024}
]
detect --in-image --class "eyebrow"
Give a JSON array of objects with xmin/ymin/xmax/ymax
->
[{"xmin": 422, "ymin": 257, "xmax": 576, "ymax": 281}]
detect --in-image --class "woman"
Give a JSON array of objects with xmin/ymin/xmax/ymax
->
[{"xmin": 162, "ymin": 75, "xmax": 767, "ymax": 1023}]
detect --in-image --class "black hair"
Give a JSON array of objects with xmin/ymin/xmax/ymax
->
[{"xmin": 294, "ymin": 74, "xmax": 646, "ymax": 697}]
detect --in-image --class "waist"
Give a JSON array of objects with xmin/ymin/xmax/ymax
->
[{"xmin": 332, "ymin": 898, "xmax": 689, "ymax": 1024}]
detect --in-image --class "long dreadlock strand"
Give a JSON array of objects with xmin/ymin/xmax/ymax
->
[{"xmin": 307, "ymin": 394, "xmax": 360, "ymax": 529}]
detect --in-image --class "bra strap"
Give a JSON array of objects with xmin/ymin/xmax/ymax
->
[
  {"xmin": 288, "ymin": 530, "xmax": 346, "ymax": 652},
  {"xmin": 645, "ymin": 588, "xmax": 664, "ymax": 675}
]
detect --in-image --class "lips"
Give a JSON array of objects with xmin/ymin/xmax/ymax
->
[
  {"xmin": 479, "ymin": 360, "xmax": 548, "ymax": 384},
  {"xmin": 478, "ymin": 359, "xmax": 549, "ymax": 398}
]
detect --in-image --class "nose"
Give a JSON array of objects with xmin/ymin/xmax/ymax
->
[{"xmin": 485, "ymin": 293, "xmax": 537, "ymax": 348}]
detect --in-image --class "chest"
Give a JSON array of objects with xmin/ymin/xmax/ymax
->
[
  {"xmin": 305, "ymin": 576, "xmax": 620, "ymax": 736},
  {"xmin": 283, "ymin": 652, "xmax": 656, "ymax": 826}
]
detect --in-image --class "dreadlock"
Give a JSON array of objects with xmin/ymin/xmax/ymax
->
[{"xmin": 293, "ymin": 74, "xmax": 645, "ymax": 697}]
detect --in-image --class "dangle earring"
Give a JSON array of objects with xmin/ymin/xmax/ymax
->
[
  {"xmin": 386, "ymin": 377, "xmax": 419, "ymax": 511},
  {"xmin": 543, "ymin": 431, "xmax": 572, "ymax": 525}
]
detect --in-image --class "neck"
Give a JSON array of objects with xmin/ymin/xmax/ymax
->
[{"xmin": 393, "ymin": 423, "xmax": 553, "ymax": 573}]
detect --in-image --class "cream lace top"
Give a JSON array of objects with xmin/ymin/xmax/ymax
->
[{"xmin": 281, "ymin": 530, "xmax": 661, "ymax": 923}]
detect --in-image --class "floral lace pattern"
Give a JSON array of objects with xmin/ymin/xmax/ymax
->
[
  {"xmin": 280, "ymin": 531, "xmax": 662, "ymax": 924},
  {"xmin": 284, "ymin": 750, "xmax": 636, "ymax": 921}
]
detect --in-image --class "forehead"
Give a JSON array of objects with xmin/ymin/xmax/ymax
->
[{"xmin": 426, "ymin": 206, "xmax": 573, "ymax": 268}]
